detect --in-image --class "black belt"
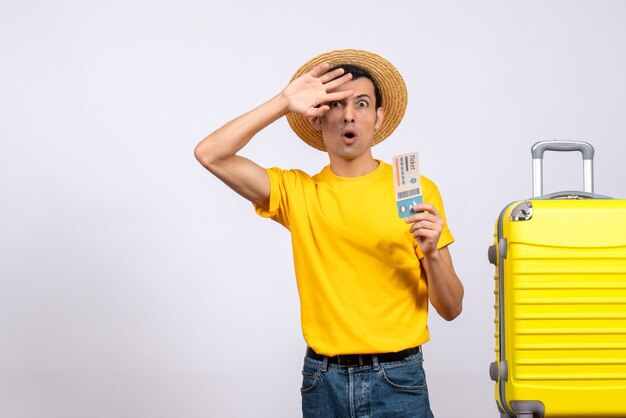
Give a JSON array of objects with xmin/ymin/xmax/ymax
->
[{"xmin": 306, "ymin": 346, "xmax": 420, "ymax": 368}]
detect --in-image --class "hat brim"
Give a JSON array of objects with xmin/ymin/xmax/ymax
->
[{"xmin": 286, "ymin": 49, "xmax": 408, "ymax": 152}]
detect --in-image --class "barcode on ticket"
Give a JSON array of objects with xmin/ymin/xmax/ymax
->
[{"xmin": 397, "ymin": 188, "xmax": 421, "ymax": 200}]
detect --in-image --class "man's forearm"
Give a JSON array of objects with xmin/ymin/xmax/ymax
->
[
  {"xmin": 194, "ymin": 93, "xmax": 289, "ymax": 169},
  {"xmin": 422, "ymin": 247, "xmax": 463, "ymax": 321}
]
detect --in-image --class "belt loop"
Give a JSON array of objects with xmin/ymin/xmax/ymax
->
[
  {"xmin": 321, "ymin": 355, "xmax": 328, "ymax": 372},
  {"xmin": 372, "ymin": 354, "xmax": 380, "ymax": 371}
]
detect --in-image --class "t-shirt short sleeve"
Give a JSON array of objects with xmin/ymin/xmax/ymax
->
[{"xmin": 254, "ymin": 167, "xmax": 283, "ymax": 220}]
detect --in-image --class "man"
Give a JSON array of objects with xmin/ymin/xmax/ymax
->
[{"xmin": 195, "ymin": 49, "xmax": 463, "ymax": 417}]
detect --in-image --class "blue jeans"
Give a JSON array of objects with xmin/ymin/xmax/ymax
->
[{"xmin": 301, "ymin": 349, "xmax": 434, "ymax": 418}]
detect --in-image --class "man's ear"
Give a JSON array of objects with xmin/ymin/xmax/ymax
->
[
  {"xmin": 375, "ymin": 107, "xmax": 385, "ymax": 130},
  {"xmin": 308, "ymin": 116, "xmax": 322, "ymax": 131}
]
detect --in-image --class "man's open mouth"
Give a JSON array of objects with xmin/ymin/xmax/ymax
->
[{"xmin": 342, "ymin": 129, "xmax": 357, "ymax": 142}]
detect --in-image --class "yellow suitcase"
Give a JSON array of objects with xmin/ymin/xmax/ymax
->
[{"xmin": 489, "ymin": 141, "xmax": 626, "ymax": 418}]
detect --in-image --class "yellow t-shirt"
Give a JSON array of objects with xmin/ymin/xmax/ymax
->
[{"xmin": 255, "ymin": 161, "xmax": 454, "ymax": 356}]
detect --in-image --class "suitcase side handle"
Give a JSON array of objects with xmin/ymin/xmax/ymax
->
[{"xmin": 531, "ymin": 140, "xmax": 595, "ymax": 197}]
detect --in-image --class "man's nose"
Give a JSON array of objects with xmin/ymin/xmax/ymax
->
[{"xmin": 343, "ymin": 103, "xmax": 355, "ymax": 123}]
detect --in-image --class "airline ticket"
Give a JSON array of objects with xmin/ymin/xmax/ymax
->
[{"xmin": 392, "ymin": 151, "xmax": 423, "ymax": 218}]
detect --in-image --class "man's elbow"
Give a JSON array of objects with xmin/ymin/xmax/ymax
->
[
  {"xmin": 437, "ymin": 280, "xmax": 464, "ymax": 321},
  {"xmin": 439, "ymin": 304, "xmax": 462, "ymax": 321},
  {"xmin": 435, "ymin": 296, "xmax": 463, "ymax": 321},
  {"xmin": 194, "ymin": 142, "xmax": 218, "ymax": 172}
]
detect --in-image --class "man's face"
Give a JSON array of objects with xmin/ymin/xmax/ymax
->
[{"xmin": 314, "ymin": 77, "xmax": 385, "ymax": 161}]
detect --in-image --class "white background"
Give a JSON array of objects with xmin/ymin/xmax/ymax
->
[{"xmin": 2, "ymin": 1, "xmax": 626, "ymax": 417}]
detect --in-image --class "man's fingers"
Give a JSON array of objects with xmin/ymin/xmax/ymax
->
[
  {"xmin": 309, "ymin": 62, "xmax": 331, "ymax": 78},
  {"xmin": 410, "ymin": 203, "xmax": 439, "ymax": 216},
  {"xmin": 319, "ymin": 67, "xmax": 346, "ymax": 83},
  {"xmin": 324, "ymin": 89, "xmax": 354, "ymax": 103},
  {"xmin": 303, "ymin": 90, "xmax": 352, "ymax": 116},
  {"xmin": 309, "ymin": 64, "xmax": 349, "ymax": 86},
  {"xmin": 405, "ymin": 212, "xmax": 436, "ymax": 225},
  {"xmin": 304, "ymin": 104, "xmax": 330, "ymax": 118},
  {"xmin": 324, "ymin": 72, "xmax": 353, "ymax": 90},
  {"xmin": 409, "ymin": 219, "xmax": 439, "ymax": 233},
  {"xmin": 404, "ymin": 204, "xmax": 442, "ymax": 223},
  {"xmin": 309, "ymin": 64, "xmax": 353, "ymax": 90}
]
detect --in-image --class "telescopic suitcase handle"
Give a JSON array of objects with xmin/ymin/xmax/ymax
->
[{"xmin": 531, "ymin": 140, "xmax": 595, "ymax": 197}]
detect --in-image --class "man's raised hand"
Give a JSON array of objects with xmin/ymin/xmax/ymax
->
[{"xmin": 281, "ymin": 62, "xmax": 354, "ymax": 118}]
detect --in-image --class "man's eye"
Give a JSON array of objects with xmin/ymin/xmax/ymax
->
[
  {"xmin": 331, "ymin": 102, "xmax": 342, "ymax": 108},
  {"xmin": 358, "ymin": 100, "xmax": 368, "ymax": 107}
]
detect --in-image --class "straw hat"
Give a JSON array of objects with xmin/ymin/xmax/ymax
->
[{"xmin": 286, "ymin": 49, "xmax": 408, "ymax": 151}]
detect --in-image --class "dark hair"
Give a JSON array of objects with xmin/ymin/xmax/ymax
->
[{"xmin": 328, "ymin": 64, "xmax": 383, "ymax": 108}]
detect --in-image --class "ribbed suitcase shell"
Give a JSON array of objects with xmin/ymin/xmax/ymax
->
[{"xmin": 492, "ymin": 198, "xmax": 626, "ymax": 417}]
